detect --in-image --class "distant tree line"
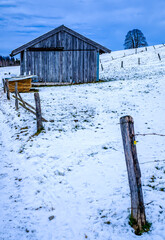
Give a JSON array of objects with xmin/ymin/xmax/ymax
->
[{"xmin": 0, "ymin": 56, "xmax": 20, "ymax": 67}]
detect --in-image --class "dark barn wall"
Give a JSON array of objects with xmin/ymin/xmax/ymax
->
[{"xmin": 21, "ymin": 31, "xmax": 98, "ymax": 83}]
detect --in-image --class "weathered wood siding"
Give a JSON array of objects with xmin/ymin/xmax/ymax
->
[{"xmin": 21, "ymin": 31, "xmax": 98, "ymax": 83}]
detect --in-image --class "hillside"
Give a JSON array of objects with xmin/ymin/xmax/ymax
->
[
  {"xmin": 0, "ymin": 45, "xmax": 165, "ymax": 240},
  {"xmin": 100, "ymin": 44, "xmax": 165, "ymax": 81}
]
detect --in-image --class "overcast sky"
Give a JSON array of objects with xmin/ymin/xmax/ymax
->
[{"xmin": 0, "ymin": 0, "xmax": 165, "ymax": 56}]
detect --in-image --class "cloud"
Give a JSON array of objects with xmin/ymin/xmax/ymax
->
[{"xmin": 1, "ymin": 0, "xmax": 165, "ymax": 54}]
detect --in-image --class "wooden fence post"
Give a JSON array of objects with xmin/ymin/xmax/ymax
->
[
  {"xmin": 120, "ymin": 115, "xmax": 146, "ymax": 233},
  {"xmin": 158, "ymin": 53, "xmax": 161, "ymax": 61},
  {"xmin": 6, "ymin": 80, "xmax": 10, "ymax": 100},
  {"xmin": 138, "ymin": 58, "xmax": 140, "ymax": 65},
  {"xmin": 15, "ymin": 82, "xmax": 18, "ymax": 110},
  {"xmin": 135, "ymin": 48, "xmax": 137, "ymax": 54},
  {"xmin": 101, "ymin": 63, "xmax": 104, "ymax": 71},
  {"xmin": 2, "ymin": 79, "xmax": 6, "ymax": 93},
  {"xmin": 121, "ymin": 61, "xmax": 123, "ymax": 68},
  {"xmin": 34, "ymin": 92, "xmax": 43, "ymax": 132}
]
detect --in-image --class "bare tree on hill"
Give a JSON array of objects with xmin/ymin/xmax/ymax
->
[{"xmin": 124, "ymin": 29, "xmax": 148, "ymax": 49}]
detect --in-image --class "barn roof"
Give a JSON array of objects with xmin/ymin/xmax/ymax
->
[{"xmin": 10, "ymin": 25, "xmax": 111, "ymax": 56}]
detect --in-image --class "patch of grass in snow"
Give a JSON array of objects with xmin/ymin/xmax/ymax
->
[
  {"xmin": 149, "ymin": 175, "xmax": 156, "ymax": 183},
  {"xmin": 104, "ymin": 220, "xmax": 111, "ymax": 225},
  {"xmin": 129, "ymin": 215, "xmax": 152, "ymax": 235},
  {"xmin": 155, "ymin": 166, "xmax": 164, "ymax": 171},
  {"xmin": 102, "ymin": 146, "xmax": 108, "ymax": 150},
  {"xmin": 18, "ymin": 144, "xmax": 26, "ymax": 153},
  {"xmin": 147, "ymin": 184, "xmax": 156, "ymax": 190}
]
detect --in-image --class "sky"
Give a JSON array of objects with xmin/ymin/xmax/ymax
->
[{"xmin": 0, "ymin": 0, "xmax": 165, "ymax": 56}]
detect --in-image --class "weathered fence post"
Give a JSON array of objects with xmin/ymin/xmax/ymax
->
[
  {"xmin": 145, "ymin": 47, "xmax": 147, "ymax": 51},
  {"xmin": 15, "ymin": 82, "xmax": 18, "ymax": 110},
  {"xmin": 120, "ymin": 115, "xmax": 146, "ymax": 234},
  {"xmin": 121, "ymin": 61, "xmax": 123, "ymax": 68},
  {"xmin": 158, "ymin": 53, "xmax": 161, "ymax": 61},
  {"xmin": 135, "ymin": 48, "xmax": 137, "ymax": 54},
  {"xmin": 6, "ymin": 80, "xmax": 10, "ymax": 100},
  {"xmin": 2, "ymin": 79, "xmax": 6, "ymax": 93},
  {"xmin": 34, "ymin": 92, "xmax": 43, "ymax": 132},
  {"xmin": 138, "ymin": 58, "xmax": 140, "ymax": 65},
  {"xmin": 101, "ymin": 63, "xmax": 104, "ymax": 71}
]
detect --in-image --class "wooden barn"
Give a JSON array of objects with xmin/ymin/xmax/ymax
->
[{"xmin": 10, "ymin": 25, "xmax": 111, "ymax": 84}]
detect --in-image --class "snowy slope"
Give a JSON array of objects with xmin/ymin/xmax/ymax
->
[
  {"xmin": 0, "ymin": 45, "xmax": 165, "ymax": 240},
  {"xmin": 100, "ymin": 44, "xmax": 165, "ymax": 81}
]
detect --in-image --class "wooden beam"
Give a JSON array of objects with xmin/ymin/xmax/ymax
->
[
  {"xmin": 28, "ymin": 47, "xmax": 96, "ymax": 52},
  {"xmin": 12, "ymin": 94, "xmax": 48, "ymax": 122},
  {"xmin": 19, "ymin": 102, "xmax": 47, "ymax": 122},
  {"xmin": 12, "ymin": 95, "xmax": 36, "ymax": 110},
  {"xmin": 28, "ymin": 47, "xmax": 64, "ymax": 51}
]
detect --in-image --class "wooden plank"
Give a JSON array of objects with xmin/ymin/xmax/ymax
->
[
  {"xmin": 12, "ymin": 95, "xmax": 35, "ymax": 110},
  {"xmin": 55, "ymin": 33, "xmax": 59, "ymax": 82},
  {"xmin": 76, "ymin": 37, "xmax": 79, "ymax": 83},
  {"xmin": 87, "ymin": 45, "xmax": 90, "ymax": 82},
  {"xmin": 78, "ymin": 39, "xmax": 82, "ymax": 83},
  {"xmin": 18, "ymin": 92, "xmax": 25, "ymax": 106},
  {"xmin": 80, "ymin": 39, "xmax": 84, "ymax": 83},
  {"xmin": 39, "ymin": 51, "xmax": 42, "ymax": 81},
  {"xmin": 61, "ymin": 31, "xmax": 64, "ymax": 83},
  {"xmin": 24, "ymin": 49, "xmax": 27, "ymax": 75},
  {"xmin": 96, "ymin": 50, "xmax": 99, "ymax": 82},
  {"xmin": 67, "ymin": 33, "xmax": 71, "ymax": 82},
  {"xmin": 72, "ymin": 36, "xmax": 76, "ymax": 83},
  {"xmin": 20, "ymin": 51, "xmax": 24, "ymax": 75},
  {"xmin": 18, "ymin": 100, "xmax": 47, "ymax": 122},
  {"xmin": 63, "ymin": 31, "xmax": 66, "ymax": 82},
  {"xmin": 84, "ymin": 42, "xmax": 87, "ymax": 83}
]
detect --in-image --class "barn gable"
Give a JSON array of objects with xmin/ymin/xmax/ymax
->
[{"xmin": 11, "ymin": 25, "xmax": 111, "ymax": 57}]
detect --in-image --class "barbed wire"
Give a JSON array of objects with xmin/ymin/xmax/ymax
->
[
  {"xmin": 135, "ymin": 133, "xmax": 165, "ymax": 137},
  {"xmin": 140, "ymin": 159, "xmax": 165, "ymax": 165}
]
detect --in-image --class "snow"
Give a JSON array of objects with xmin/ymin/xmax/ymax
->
[{"xmin": 0, "ymin": 44, "xmax": 165, "ymax": 240}]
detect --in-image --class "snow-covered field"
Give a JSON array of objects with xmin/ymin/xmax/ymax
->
[{"xmin": 0, "ymin": 45, "xmax": 165, "ymax": 240}]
